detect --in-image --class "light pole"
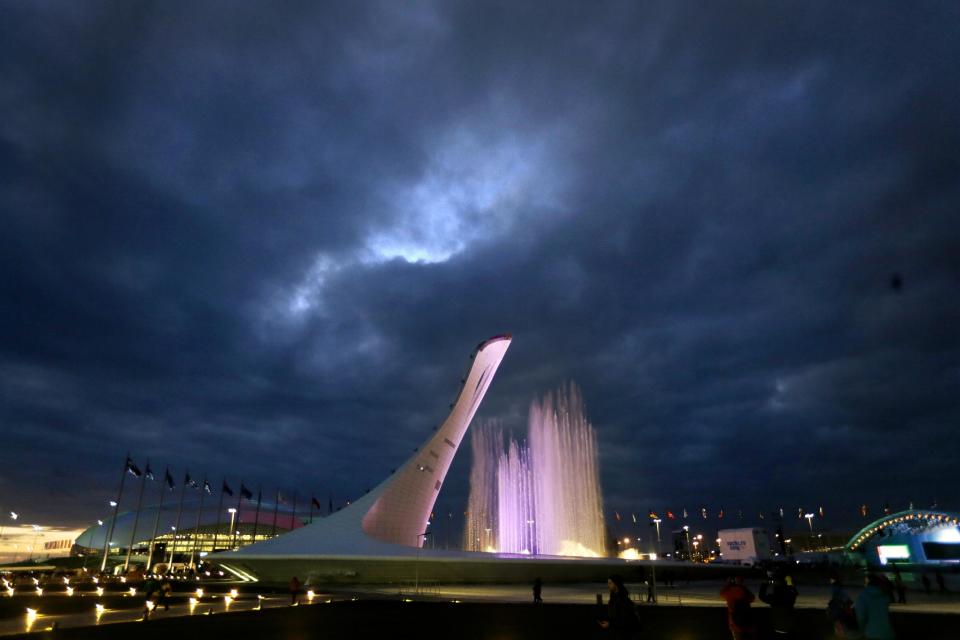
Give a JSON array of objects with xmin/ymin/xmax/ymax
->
[
  {"xmin": 227, "ymin": 508, "xmax": 237, "ymax": 550},
  {"xmin": 651, "ymin": 517, "xmax": 662, "ymax": 603},
  {"xmin": 28, "ymin": 525, "xmax": 42, "ymax": 561},
  {"xmin": 414, "ymin": 531, "xmax": 431, "ymax": 595},
  {"xmin": 804, "ymin": 513, "xmax": 815, "ymax": 532}
]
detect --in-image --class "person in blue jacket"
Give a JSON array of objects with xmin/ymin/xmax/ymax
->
[{"xmin": 856, "ymin": 574, "xmax": 895, "ymax": 639}]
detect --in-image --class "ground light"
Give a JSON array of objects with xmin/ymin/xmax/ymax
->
[
  {"xmin": 229, "ymin": 588, "xmax": 238, "ymax": 598},
  {"xmin": 96, "ymin": 587, "xmax": 104, "ymax": 596},
  {"xmin": 223, "ymin": 595, "xmax": 233, "ymax": 609},
  {"xmin": 188, "ymin": 598, "xmax": 198, "ymax": 613},
  {"xmin": 307, "ymin": 590, "xmax": 315, "ymax": 602},
  {"xmin": 128, "ymin": 587, "xmax": 136, "ymax": 596},
  {"xmin": 25, "ymin": 608, "xmax": 38, "ymax": 632},
  {"xmin": 195, "ymin": 588, "xmax": 204, "ymax": 598},
  {"xmin": 95, "ymin": 603, "xmax": 105, "ymax": 622}
]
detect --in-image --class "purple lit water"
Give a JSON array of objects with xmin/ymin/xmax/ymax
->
[{"xmin": 464, "ymin": 384, "xmax": 605, "ymax": 557}]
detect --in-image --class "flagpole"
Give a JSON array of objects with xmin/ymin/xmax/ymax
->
[
  {"xmin": 251, "ymin": 487, "xmax": 262, "ymax": 545},
  {"xmin": 188, "ymin": 474, "xmax": 208, "ymax": 570},
  {"xmin": 100, "ymin": 453, "xmax": 130, "ymax": 573},
  {"xmin": 212, "ymin": 479, "xmax": 226, "ymax": 553},
  {"xmin": 270, "ymin": 489, "xmax": 280, "ymax": 538},
  {"xmin": 145, "ymin": 466, "xmax": 170, "ymax": 572},
  {"xmin": 290, "ymin": 491, "xmax": 297, "ymax": 531},
  {"xmin": 291, "ymin": 492, "xmax": 298, "ymax": 532},
  {"xmin": 231, "ymin": 482, "xmax": 243, "ymax": 550},
  {"xmin": 124, "ymin": 458, "xmax": 149, "ymax": 571},
  {"xmin": 166, "ymin": 471, "xmax": 189, "ymax": 568}
]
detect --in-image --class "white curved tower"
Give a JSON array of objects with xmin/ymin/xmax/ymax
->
[{"xmin": 223, "ymin": 335, "xmax": 512, "ymax": 561}]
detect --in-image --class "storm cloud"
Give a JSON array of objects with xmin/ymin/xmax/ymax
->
[{"xmin": 1, "ymin": 1, "xmax": 958, "ymax": 538}]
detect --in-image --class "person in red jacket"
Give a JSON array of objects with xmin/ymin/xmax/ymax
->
[{"xmin": 720, "ymin": 575, "xmax": 757, "ymax": 640}]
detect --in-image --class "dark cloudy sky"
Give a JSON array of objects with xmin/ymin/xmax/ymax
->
[{"xmin": 1, "ymin": 1, "xmax": 958, "ymax": 538}]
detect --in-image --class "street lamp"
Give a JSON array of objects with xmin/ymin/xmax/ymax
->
[
  {"xmin": 804, "ymin": 513, "xmax": 815, "ymax": 532},
  {"xmin": 227, "ymin": 509, "xmax": 237, "ymax": 550},
  {"xmin": 414, "ymin": 531, "xmax": 432, "ymax": 595}
]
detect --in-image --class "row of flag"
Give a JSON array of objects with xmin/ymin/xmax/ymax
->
[
  {"xmin": 123, "ymin": 456, "xmax": 330, "ymax": 513},
  {"xmin": 608, "ymin": 500, "xmax": 939, "ymax": 524}
]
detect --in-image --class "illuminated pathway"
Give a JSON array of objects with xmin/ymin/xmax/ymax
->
[
  {"xmin": 2, "ymin": 581, "xmax": 958, "ymax": 636},
  {"xmin": 0, "ymin": 592, "xmax": 337, "ymax": 636}
]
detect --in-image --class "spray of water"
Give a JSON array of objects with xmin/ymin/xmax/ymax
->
[{"xmin": 463, "ymin": 383, "xmax": 606, "ymax": 557}]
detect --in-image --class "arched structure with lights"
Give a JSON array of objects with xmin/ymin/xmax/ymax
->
[{"xmin": 846, "ymin": 509, "xmax": 960, "ymax": 567}]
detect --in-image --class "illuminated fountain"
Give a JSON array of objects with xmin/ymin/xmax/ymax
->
[{"xmin": 464, "ymin": 383, "xmax": 606, "ymax": 556}]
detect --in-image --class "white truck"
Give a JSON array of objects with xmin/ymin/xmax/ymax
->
[{"xmin": 718, "ymin": 528, "xmax": 771, "ymax": 566}]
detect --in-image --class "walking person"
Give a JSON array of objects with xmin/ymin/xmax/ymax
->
[
  {"xmin": 827, "ymin": 573, "xmax": 860, "ymax": 638},
  {"xmin": 160, "ymin": 578, "xmax": 172, "ymax": 612},
  {"xmin": 759, "ymin": 571, "xmax": 798, "ymax": 637},
  {"xmin": 720, "ymin": 575, "xmax": 756, "ymax": 640},
  {"xmin": 532, "ymin": 577, "xmax": 543, "ymax": 604},
  {"xmin": 597, "ymin": 575, "xmax": 641, "ymax": 639},
  {"xmin": 893, "ymin": 572, "xmax": 906, "ymax": 604},
  {"xmin": 856, "ymin": 574, "xmax": 895, "ymax": 640},
  {"xmin": 289, "ymin": 576, "xmax": 301, "ymax": 605}
]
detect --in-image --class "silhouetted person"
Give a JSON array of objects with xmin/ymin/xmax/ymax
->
[
  {"xmin": 759, "ymin": 571, "xmax": 797, "ymax": 638},
  {"xmin": 598, "ymin": 574, "xmax": 640, "ymax": 639},
  {"xmin": 160, "ymin": 578, "xmax": 172, "ymax": 611},
  {"xmin": 533, "ymin": 577, "xmax": 542, "ymax": 604},
  {"xmin": 645, "ymin": 579, "xmax": 655, "ymax": 603},
  {"xmin": 827, "ymin": 573, "xmax": 858, "ymax": 638},
  {"xmin": 720, "ymin": 575, "xmax": 756, "ymax": 640},
  {"xmin": 921, "ymin": 574, "xmax": 931, "ymax": 594},
  {"xmin": 893, "ymin": 571, "xmax": 906, "ymax": 604},
  {"xmin": 289, "ymin": 576, "xmax": 301, "ymax": 605},
  {"xmin": 935, "ymin": 571, "xmax": 947, "ymax": 593},
  {"xmin": 857, "ymin": 574, "xmax": 895, "ymax": 639}
]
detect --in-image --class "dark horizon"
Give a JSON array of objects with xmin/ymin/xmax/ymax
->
[{"xmin": 1, "ymin": 2, "xmax": 958, "ymax": 540}]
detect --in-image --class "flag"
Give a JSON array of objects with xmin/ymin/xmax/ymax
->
[
  {"xmin": 666, "ymin": 510, "xmax": 675, "ymax": 520},
  {"xmin": 682, "ymin": 508, "xmax": 688, "ymax": 519},
  {"xmin": 203, "ymin": 480, "xmax": 212, "ymax": 494},
  {"xmin": 717, "ymin": 507, "xmax": 724, "ymax": 519},
  {"xmin": 759, "ymin": 511, "xmax": 766, "ymax": 520},
  {"xmin": 798, "ymin": 508, "xmax": 804, "ymax": 519},
  {"xmin": 125, "ymin": 457, "xmax": 142, "ymax": 477},
  {"xmin": 614, "ymin": 511, "xmax": 621, "ymax": 522},
  {"xmin": 859, "ymin": 504, "xmax": 868, "ymax": 517},
  {"xmin": 311, "ymin": 496, "xmax": 321, "ymax": 510},
  {"xmin": 701, "ymin": 507, "xmax": 707, "ymax": 519},
  {"xmin": 186, "ymin": 473, "xmax": 198, "ymax": 489},
  {"xmin": 778, "ymin": 507, "xmax": 784, "ymax": 518},
  {"xmin": 648, "ymin": 510, "xmax": 658, "ymax": 520},
  {"xmin": 222, "ymin": 481, "xmax": 234, "ymax": 496},
  {"xmin": 240, "ymin": 483, "xmax": 253, "ymax": 500},
  {"xmin": 631, "ymin": 513, "xmax": 637, "ymax": 524},
  {"xmin": 144, "ymin": 464, "xmax": 155, "ymax": 481},
  {"xmin": 818, "ymin": 506, "xmax": 825, "ymax": 518},
  {"xmin": 164, "ymin": 469, "xmax": 175, "ymax": 490},
  {"xmin": 883, "ymin": 503, "xmax": 891, "ymax": 515}
]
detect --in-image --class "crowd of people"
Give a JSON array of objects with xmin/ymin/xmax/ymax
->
[{"xmin": 580, "ymin": 567, "xmax": 948, "ymax": 639}]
